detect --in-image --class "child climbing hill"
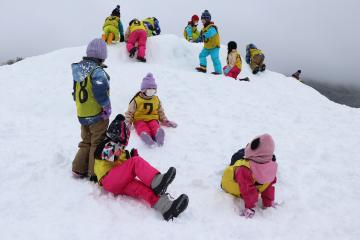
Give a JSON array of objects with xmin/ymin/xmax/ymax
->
[{"xmin": 102, "ymin": 5, "xmax": 125, "ymax": 44}]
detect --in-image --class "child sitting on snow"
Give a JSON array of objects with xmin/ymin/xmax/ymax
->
[
  {"xmin": 184, "ymin": 15, "xmax": 201, "ymax": 43},
  {"xmin": 102, "ymin": 5, "xmax": 125, "ymax": 44},
  {"xmin": 246, "ymin": 43, "xmax": 266, "ymax": 74},
  {"xmin": 221, "ymin": 134, "xmax": 278, "ymax": 218},
  {"xmin": 143, "ymin": 17, "xmax": 161, "ymax": 37},
  {"xmin": 195, "ymin": 10, "xmax": 222, "ymax": 75},
  {"xmin": 125, "ymin": 18, "xmax": 148, "ymax": 62},
  {"xmin": 125, "ymin": 73, "xmax": 177, "ymax": 146},
  {"xmin": 223, "ymin": 41, "xmax": 242, "ymax": 79},
  {"xmin": 94, "ymin": 114, "xmax": 189, "ymax": 221}
]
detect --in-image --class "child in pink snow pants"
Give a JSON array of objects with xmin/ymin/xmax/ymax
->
[
  {"xmin": 94, "ymin": 114, "xmax": 189, "ymax": 221},
  {"xmin": 125, "ymin": 19, "xmax": 148, "ymax": 62},
  {"xmin": 125, "ymin": 73, "xmax": 177, "ymax": 147}
]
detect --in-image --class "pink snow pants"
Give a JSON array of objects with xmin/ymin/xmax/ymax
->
[
  {"xmin": 126, "ymin": 30, "xmax": 147, "ymax": 58},
  {"xmin": 223, "ymin": 66, "xmax": 241, "ymax": 79},
  {"xmin": 101, "ymin": 156, "xmax": 160, "ymax": 206},
  {"xmin": 134, "ymin": 120, "xmax": 161, "ymax": 138}
]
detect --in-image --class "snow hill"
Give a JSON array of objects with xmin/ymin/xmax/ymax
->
[{"xmin": 0, "ymin": 35, "xmax": 359, "ymax": 240}]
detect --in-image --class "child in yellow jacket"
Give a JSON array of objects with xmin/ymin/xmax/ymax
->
[
  {"xmin": 223, "ymin": 41, "xmax": 242, "ymax": 79},
  {"xmin": 102, "ymin": 5, "xmax": 124, "ymax": 44},
  {"xmin": 94, "ymin": 114, "xmax": 189, "ymax": 221},
  {"xmin": 125, "ymin": 73, "xmax": 177, "ymax": 147}
]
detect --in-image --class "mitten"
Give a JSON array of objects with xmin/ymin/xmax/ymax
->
[
  {"xmin": 130, "ymin": 148, "xmax": 139, "ymax": 157},
  {"xmin": 162, "ymin": 120, "xmax": 177, "ymax": 128},
  {"xmin": 240, "ymin": 208, "xmax": 255, "ymax": 218},
  {"xmin": 101, "ymin": 104, "xmax": 112, "ymax": 120}
]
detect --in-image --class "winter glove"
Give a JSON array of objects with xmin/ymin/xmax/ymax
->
[
  {"xmin": 224, "ymin": 66, "xmax": 231, "ymax": 74},
  {"xmin": 101, "ymin": 104, "xmax": 112, "ymax": 120},
  {"xmin": 162, "ymin": 120, "xmax": 178, "ymax": 128},
  {"xmin": 120, "ymin": 35, "xmax": 125, "ymax": 42},
  {"xmin": 240, "ymin": 208, "xmax": 255, "ymax": 219},
  {"xmin": 130, "ymin": 148, "xmax": 139, "ymax": 157}
]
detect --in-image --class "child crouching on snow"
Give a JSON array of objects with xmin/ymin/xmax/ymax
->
[
  {"xmin": 125, "ymin": 73, "xmax": 177, "ymax": 147},
  {"xmin": 94, "ymin": 114, "xmax": 189, "ymax": 221},
  {"xmin": 246, "ymin": 43, "xmax": 266, "ymax": 74},
  {"xmin": 221, "ymin": 134, "xmax": 278, "ymax": 218},
  {"xmin": 223, "ymin": 41, "xmax": 242, "ymax": 79}
]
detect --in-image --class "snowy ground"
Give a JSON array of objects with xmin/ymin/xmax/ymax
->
[{"xmin": 0, "ymin": 35, "xmax": 359, "ymax": 240}]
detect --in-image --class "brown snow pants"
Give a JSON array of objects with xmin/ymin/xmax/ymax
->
[
  {"xmin": 72, "ymin": 119, "xmax": 109, "ymax": 176},
  {"xmin": 250, "ymin": 54, "xmax": 265, "ymax": 71}
]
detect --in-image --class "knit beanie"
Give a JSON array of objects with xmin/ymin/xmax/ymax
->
[
  {"xmin": 141, "ymin": 73, "xmax": 157, "ymax": 91},
  {"xmin": 201, "ymin": 10, "xmax": 211, "ymax": 21},
  {"xmin": 228, "ymin": 41, "xmax": 237, "ymax": 52},
  {"xmin": 86, "ymin": 38, "xmax": 107, "ymax": 60},
  {"xmin": 111, "ymin": 5, "xmax": 120, "ymax": 17}
]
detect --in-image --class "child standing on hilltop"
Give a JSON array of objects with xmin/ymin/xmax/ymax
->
[
  {"xmin": 102, "ymin": 5, "xmax": 125, "ymax": 44},
  {"xmin": 195, "ymin": 10, "xmax": 222, "ymax": 75},
  {"xmin": 94, "ymin": 114, "xmax": 189, "ymax": 221},
  {"xmin": 223, "ymin": 41, "xmax": 242, "ymax": 79},
  {"xmin": 221, "ymin": 134, "xmax": 278, "ymax": 218},
  {"xmin": 246, "ymin": 44, "xmax": 266, "ymax": 74},
  {"xmin": 125, "ymin": 73, "xmax": 177, "ymax": 147},
  {"xmin": 184, "ymin": 15, "xmax": 201, "ymax": 43},
  {"xmin": 125, "ymin": 18, "xmax": 148, "ymax": 62}
]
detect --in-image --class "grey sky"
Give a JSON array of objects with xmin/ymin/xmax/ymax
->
[{"xmin": 1, "ymin": 0, "xmax": 359, "ymax": 87}]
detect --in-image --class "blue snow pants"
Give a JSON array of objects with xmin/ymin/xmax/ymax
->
[{"xmin": 199, "ymin": 47, "xmax": 222, "ymax": 74}]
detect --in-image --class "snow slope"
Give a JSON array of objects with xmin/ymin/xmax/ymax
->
[{"xmin": 0, "ymin": 35, "xmax": 359, "ymax": 240}]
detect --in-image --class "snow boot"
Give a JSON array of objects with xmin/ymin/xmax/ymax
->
[
  {"xmin": 101, "ymin": 34, "xmax": 107, "ymax": 42},
  {"xmin": 196, "ymin": 66, "xmax": 207, "ymax": 73},
  {"xmin": 72, "ymin": 170, "xmax": 87, "ymax": 179},
  {"xmin": 151, "ymin": 167, "xmax": 176, "ymax": 195},
  {"xmin": 137, "ymin": 56, "xmax": 147, "ymax": 62},
  {"xmin": 107, "ymin": 32, "xmax": 114, "ymax": 45},
  {"xmin": 129, "ymin": 47, "xmax": 137, "ymax": 58},
  {"xmin": 154, "ymin": 194, "xmax": 189, "ymax": 221},
  {"xmin": 260, "ymin": 64, "xmax": 266, "ymax": 72},
  {"xmin": 239, "ymin": 77, "xmax": 250, "ymax": 81},
  {"xmin": 211, "ymin": 72, "xmax": 221, "ymax": 75},
  {"xmin": 155, "ymin": 128, "xmax": 165, "ymax": 146},
  {"xmin": 252, "ymin": 66, "xmax": 260, "ymax": 74},
  {"xmin": 140, "ymin": 132, "xmax": 155, "ymax": 146},
  {"xmin": 89, "ymin": 175, "xmax": 98, "ymax": 183}
]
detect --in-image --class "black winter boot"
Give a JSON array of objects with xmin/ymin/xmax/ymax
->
[
  {"xmin": 252, "ymin": 66, "xmax": 260, "ymax": 74},
  {"xmin": 151, "ymin": 167, "xmax": 176, "ymax": 195},
  {"xmin": 154, "ymin": 194, "xmax": 189, "ymax": 221},
  {"xmin": 260, "ymin": 64, "xmax": 266, "ymax": 72},
  {"xmin": 137, "ymin": 56, "xmax": 147, "ymax": 62},
  {"xmin": 129, "ymin": 47, "xmax": 137, "ymax": 58}
]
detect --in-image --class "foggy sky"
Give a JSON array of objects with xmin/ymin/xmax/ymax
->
[{"xmin": 1, "ymin": 0, "xmax": 359, "ymax": 87}]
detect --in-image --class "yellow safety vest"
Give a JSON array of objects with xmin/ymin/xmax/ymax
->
[
  {"xmin": 133, "ymin": 94, "xmax": 160, "ymax": 122},
  {"xmin": 235, "ymin": 53, "xmax": 242, "ymax": 69},
  {"xmin": 221, "ymin": 159, "xmax": 270, "ymax": 197},
  {"xmin": 103, "ymin": 16, "xmax": 119, "ymax": 29},
  {"xmin": 202, "ymin": 23, "xmax": 220, "ymax": 49},
  {"xmin": 94, "ymin": 151, "xmax": 128, "ymax": 184},
  {"xmin": 183, "ymin": 25, "xmax": 200, "ymax": 41},
  {"xmin": 129, "ymin": 20, "xmax": 146, "ymax": 33},
  {"xmin": 74, "ymin": 67, "xmax": 108, "ymax": 118},
  {"xmin": 250, "ymin": 48, "xmax": 263, "ymax": 58}
]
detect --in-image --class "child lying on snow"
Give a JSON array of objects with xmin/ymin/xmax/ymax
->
[
  {"xmin": 221, "ymin": 134, "xmax": 278, "ymax": 218},
  {"xmin": 125, "ymin": 73, "xmax": 177, "ymax": 147},
  {"xmin": 94, "ymin": 114, "xmax": 189, "ymax": 221}
]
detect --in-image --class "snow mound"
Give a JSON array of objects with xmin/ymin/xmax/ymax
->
[{"xmin": 0, "ymin": 34, "xmax": 360, "ymax": 240}]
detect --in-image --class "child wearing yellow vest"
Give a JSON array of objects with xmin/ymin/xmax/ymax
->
[
  {"xmin": 94, "ymin": 114, "xmax": 189, "ymax": 221},
  {"xmin": 125, "ymin": 73, "xmax": 177, "ymax": 146},
  {"xmin": 125, "ymin": 18, "xmax": 148, "ymax": 62},
  {"xmin": 101, "ymin": 5, "xmax": 124, "ymax": 44},
  {"xmin": 246, "ymin": 43, "xmax": 266, "ymax": 74},
  {"xmin": 184, "ymin": 15, "xmax": 201, "ymax": 43},
  {"xmin": 143, "ymin": 17, "xmax": 161, "ymax": 37},
  {"xmin": 195, "ymin": 10, "xmax": 222, "ymax": 75},
  {"xmin": 223, "ymin": 41, "xmax": 242, "ymax": 79},
  {"xmin": 221, "ymin": 134, "xmax": 278, "ymax": 218}
]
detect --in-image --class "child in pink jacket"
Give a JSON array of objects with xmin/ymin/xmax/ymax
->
[
  {"xmin": 94, "ymin": 114, "xmax": 189, "ymax": 221},
  {"xmin": 125, "ymin": 73, "xmax": 177, "ymax": 146},
  {"xmin": 221, "ymin": 134, "xmax": 278, "ymax": 218}
]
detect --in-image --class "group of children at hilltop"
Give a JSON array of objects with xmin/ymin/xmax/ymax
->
[{"xmin": 71, "ymin": 6, "xmax": 279, "ymax": 222}]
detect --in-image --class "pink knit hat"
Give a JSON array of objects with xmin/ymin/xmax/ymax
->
[{"xmin": 245, "ymin": 134, "xmax": 277, "ymax": 184}]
